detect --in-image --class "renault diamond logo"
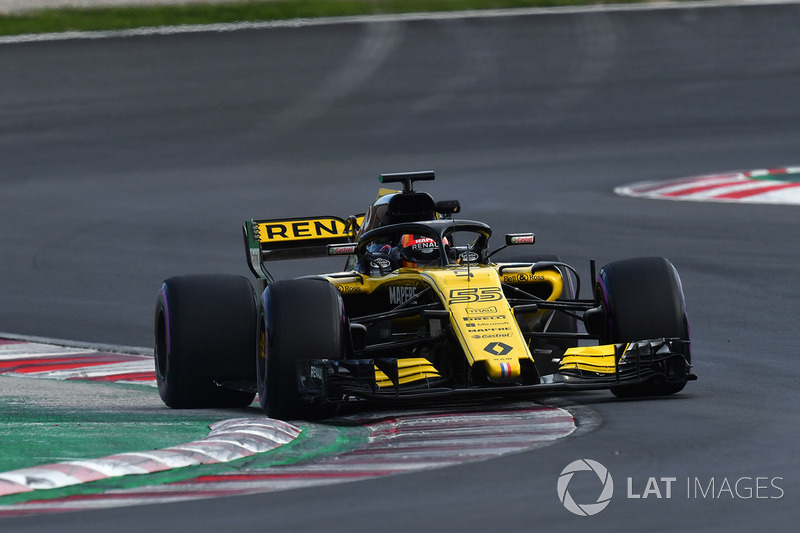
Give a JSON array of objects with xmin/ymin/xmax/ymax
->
[{"xmin": 483, "ymin": 342, "xmax": 513, "ymax": 356}]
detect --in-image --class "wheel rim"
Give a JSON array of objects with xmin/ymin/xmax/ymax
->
[
  {"xmin": 155, "ymin": 301, "xmax": 169, "ymax": 383},
  {"xmin": 256, "ymin": 310, "xmax": 268, "ymax": 410}
]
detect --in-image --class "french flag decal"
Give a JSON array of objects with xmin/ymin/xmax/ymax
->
[{"xmin": 500, "ymin": 362, "xmax": 511, "ymax": 378}]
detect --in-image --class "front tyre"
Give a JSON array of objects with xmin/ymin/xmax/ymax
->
[
  {"xmin": 596, "ymin": 257, "xmax": 690, "ymax": 398},
  {"xmin": 257, "ymin": 278, "xmax": 345, "ymax": 420},
  {"xmin": 155, "ymin": 274, "xmax": 257, "ymax": 408}
]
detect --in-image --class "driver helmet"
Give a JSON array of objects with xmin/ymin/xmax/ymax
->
[{"xmin": 398, "ymin": 234, "xmax": 442, "ymax": 267}]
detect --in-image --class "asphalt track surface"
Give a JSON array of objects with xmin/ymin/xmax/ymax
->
[{"xmin": 1, "ymin": 2, "xmax": 799, "ymax": 531}]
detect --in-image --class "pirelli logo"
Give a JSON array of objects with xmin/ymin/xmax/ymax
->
[{"xmin": 256, "ymin": 217, "xmax": 350, "ymax": 243}]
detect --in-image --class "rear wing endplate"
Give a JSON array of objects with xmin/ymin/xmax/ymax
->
[{"xmin": 243, "ymin": 215, "xmax": 362, "ymax": 282}]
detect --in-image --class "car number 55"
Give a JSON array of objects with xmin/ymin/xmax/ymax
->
[{"xmin": 448, "ymin": 287, "xmax": 503, "ymax": 305}]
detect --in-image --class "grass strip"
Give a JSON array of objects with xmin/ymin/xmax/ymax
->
[
  {"xmin": 1, "ymin": 0, "xmax": 653, "ymax": 36},
  {"xmin": 0, "ymin": 421, "xmax": 370, "ymax": 506},
  {"xmin": 0, "ymin": 396, "xmax": 213, "ymax": 473}
]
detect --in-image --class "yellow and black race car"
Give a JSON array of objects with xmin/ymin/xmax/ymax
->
[{"xmin": 154, "ymin": 171, "xmax": 695, "ymax": 420}]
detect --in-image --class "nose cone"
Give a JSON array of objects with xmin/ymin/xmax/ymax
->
[{"xmin": 484, "ymin": 357, "xmax": 521, "ymax": 381}]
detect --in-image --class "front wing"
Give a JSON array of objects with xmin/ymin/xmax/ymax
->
[{"xmin": 296, "ymin": 338, "xmax": 695, "ymax": 404}]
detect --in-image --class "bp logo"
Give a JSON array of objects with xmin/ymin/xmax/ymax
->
[{"xmin": 557, "ymin": 459, "xmax": 614, "ymax": 516}]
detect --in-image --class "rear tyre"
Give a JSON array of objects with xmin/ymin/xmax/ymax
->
[
  {"xmin": 596, "ymin": 257, "xmax": 690, "ymax": 398},
  {"xmin": 155, "ymin": 274, "xmax": 257, "ymax": 408},
  {"xmin": 257, "ymin": 278, "xmax": 345, "ymax": 420}
]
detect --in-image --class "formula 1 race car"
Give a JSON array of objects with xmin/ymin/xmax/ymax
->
[{"xmin": 154, "ymin": 171, "xmax": 695, "ymax": 420}]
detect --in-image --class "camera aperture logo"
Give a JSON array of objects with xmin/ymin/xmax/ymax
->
[
  {"xmin": 558, "ymin": 459, "xmax": 785, "ymax": 516},
  {"xmin": 557, "ymin": 459, "xmax": 614, "ymax": 516}
]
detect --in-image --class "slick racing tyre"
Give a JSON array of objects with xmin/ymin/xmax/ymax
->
[
  {"xmin": 596, "ymin": 257, "xmax": 690, "ymax": 398},
  {"xmin": 257, "ymin": 278, "xmax": 346, "ymax": 420},
  {"xmin": 155, "ymin": 274, "xmax": 257, "ymax": 408}
]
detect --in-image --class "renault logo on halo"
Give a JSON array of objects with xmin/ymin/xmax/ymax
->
[{"xmin": 557, "ymin": 459, "xmax": 614, "ymax": 516}]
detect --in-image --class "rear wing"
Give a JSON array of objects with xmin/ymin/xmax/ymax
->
[{"xmin": 243, "ymin": 215, "xmax": 362, "ymax": 282}]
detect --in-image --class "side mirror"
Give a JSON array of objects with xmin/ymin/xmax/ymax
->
[
  {"xmin": 487, "ymin": 233, "xmax": 536, "ymax": 261},
  {"xmin": 435, "ymin": 200, "xmax": 461, "ymax": 217},
  {"xmin": 327, "ymin": 243, "xmax": 357, "ymax": 256},
  {"xmin": 505, "ymin": 233, "xmax": 535, "ymax": 246}
]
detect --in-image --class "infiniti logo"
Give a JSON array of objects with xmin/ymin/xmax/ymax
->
[{"xmin": 557, "ymin": 459, "xmax": 614, "ymax": 516}]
